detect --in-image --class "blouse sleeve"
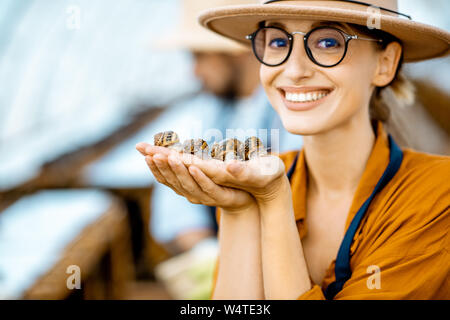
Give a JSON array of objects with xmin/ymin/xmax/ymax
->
[{"xmin": 296, "ymin": 285, "xmax": 326, "ymax": 300}]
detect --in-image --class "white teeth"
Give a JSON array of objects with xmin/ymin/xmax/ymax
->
[{"xmin": 285, "ymin": 91, "xmax": 329, "ymax": 103}]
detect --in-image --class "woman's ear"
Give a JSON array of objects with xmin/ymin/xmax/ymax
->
[{"xmin": 372, "ymin": 41, "xmax": 403, "ymax": 87}]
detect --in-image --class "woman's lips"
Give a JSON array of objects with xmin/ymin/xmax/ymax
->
[{"xmin": 279, "ymin": 86, "xmax": 334, "ymax": 111}]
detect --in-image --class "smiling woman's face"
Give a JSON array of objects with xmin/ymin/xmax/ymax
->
[{"xmin": 260, "ymin": 19, "xmax": 383, "ymax": 136}]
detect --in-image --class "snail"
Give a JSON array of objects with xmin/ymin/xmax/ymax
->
[
  {"xmin": 244, "ymin": 136, "xmax": 267, "ymax": 160},
  {"xmin": 153, "ymin": 132, "xmax": 267, "ymax": 162},
  {"xmin": 183, "ymin": 139, "xmax": 210, "ymax": 159},
  {"xmin": 211, "ymin": 138, "xmax": 244, "ymax": 161},
  {"xmin": 154, "ymin": 131, "xmax": 183, "ymax": 152}
]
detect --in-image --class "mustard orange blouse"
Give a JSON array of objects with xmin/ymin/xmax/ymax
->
[{"xmin": 212, "ymin": 121, "xmax": 450, "ymax": 300}]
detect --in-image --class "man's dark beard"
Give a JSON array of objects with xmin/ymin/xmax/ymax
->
[
  {"xmin": 217, "ymin": 65, "xmax": 241, "ymax": 103},
  {"xmin": 218, "ymin": 84, "xmax": 238, "ymax": 103}
]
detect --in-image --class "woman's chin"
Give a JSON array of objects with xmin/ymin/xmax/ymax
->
[{"xmin": 281, "ymin": 116, "xmax": 329, "ymax": 136}]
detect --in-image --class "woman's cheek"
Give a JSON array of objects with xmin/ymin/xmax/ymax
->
[
  {"xmin": 260, "ymin": 66, "xmax": 283, "ymax": 111},
  {"xmin": 259, "ymin": 66, "xmax": 271, "ymax": 93}
]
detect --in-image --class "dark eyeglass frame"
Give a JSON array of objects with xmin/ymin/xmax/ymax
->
[{"xmin": 246, "ymin": 26, "xmax": 383, "ymax": 68}]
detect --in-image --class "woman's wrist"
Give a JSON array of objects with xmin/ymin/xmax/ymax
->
[
  {"xmin": 220, "ymin": 199, "xmax": 259, "ymax": 216},
  {"xmin": 255, "ymin": 175, "xmax": 292, "ymax": 209}
]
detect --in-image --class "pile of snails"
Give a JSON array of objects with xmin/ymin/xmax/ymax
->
[{"xmin": 153, "ymin": 131, "xmax": 267, "ymax": 161}]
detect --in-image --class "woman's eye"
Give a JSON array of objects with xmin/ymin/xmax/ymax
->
[
  {"xmin": 268, "ymin": 38, "xmax": 288, "ymax": 48},
  {"xmin": 316, "ymin": 38, "xmax": 340, "ymax": 49}
]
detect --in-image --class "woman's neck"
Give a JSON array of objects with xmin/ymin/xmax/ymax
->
[{"xmin": 303, "ymin": 115, "xmax": 376, "ymax": 200}]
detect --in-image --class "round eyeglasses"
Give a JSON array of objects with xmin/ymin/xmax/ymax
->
[{"xmin": 246, "ymin": 26, "xmax": 382, "ymax": 68}]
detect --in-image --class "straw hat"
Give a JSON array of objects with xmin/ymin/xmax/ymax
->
[
  {"xmin": 157, "ymin": 0, "xmax": 259, "ymax": 53},
  {"xmin": 198, "ymin": 0, "xmax": 450, "ymax": 62}
]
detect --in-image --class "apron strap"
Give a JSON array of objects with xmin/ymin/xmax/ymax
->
[
  {"xmin": 324, "ymin": 135, "xmax": 403, "ymax": 299},
  {"xmin": 286, "ymin": 151, "xmax": 299, "ymax": 181}
]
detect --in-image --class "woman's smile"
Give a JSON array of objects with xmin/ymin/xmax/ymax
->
[{"xmin": 278, "ymin": 86, "xmax": 335, "ymax": 112}]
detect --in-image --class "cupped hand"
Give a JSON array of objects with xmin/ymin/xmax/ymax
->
[
  {"xmin": 181, "ymin": 153, "xmax": 287, "ymax": 203},
  {"xmin": 137, "ymin": 142, "xmax": 287, "ymax": 203},
  {"xmin": 136, "ymin": 143, "xmax": 256, "ymax": 213}
]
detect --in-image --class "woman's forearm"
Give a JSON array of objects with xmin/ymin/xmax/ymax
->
[
  {"xmin": 212, "ymin": 203, "xmax": 264, "ymax": 300},
  {"xmin": 258, "ymin": 177, "xmax": 311, "ymax": 299}
]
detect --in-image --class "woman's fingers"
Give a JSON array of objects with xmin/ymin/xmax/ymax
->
[
  {"xmin": 226, "ymin": 161, "xmax": 250, "ymax": 181},
  {"xmin": 182, "ymin": 155, "xmax": 285, "ymax": 191},
  {"xmin": 145, "ymin": 155, "xmax": 169, "ymax": 186},
  {"xmin": 140, "ymin": 143, "xmax": 285, "ymax": 200},
  {"xmin": 167, "ymin": 154, "xmax": 215, "ymax": 203},
  {"xmin": 188, "ymin": 165, "xmax": 222, "ymax": 197},
  {"xmin": 136, "ymin": 142, "xmax": 150, "ymax": 156},
  {"xmin": 148, "ymin": 145, "xmax": 174, "ymax": 157},
  {"xmin": 152, "ymin": 154, "xmax": 185, "ymax": 191},
  {"xmin": 182, "ymin": 156, "xmax": 238, "ymax": 186},
  {"xmin": 189, "ymin": 165, "xmax": 251, "ymax": 208},
  {"xmin": 136, "ymin": 143, "xmax": 173, "ymax": 157},
  {"xmin": 142, "ymin": 150, "xmax": 255, "ymax": 209},
  {"xmin": 152, "ymin": 153, "xmax": 215, "ymax": 205},
  {"xmin": 146, "ymin": 156, "xmax": 183, "ymax": 196}
]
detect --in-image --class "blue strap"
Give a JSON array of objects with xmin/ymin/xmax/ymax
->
[
  {"xmin": 286, "ymin": 135, "xmax": 404, "ymax": 300},
  {"xmin": 324, "ymin": 135, "xmax": 403, "ymax": 299},
  {"xmin": 286, "ymin": 151, "xmax": 299, "ymax": 181}
]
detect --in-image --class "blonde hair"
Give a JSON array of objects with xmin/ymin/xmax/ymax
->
[{"xmin": 370, "ymin": 70, "xmax": 416, "ymax": 147}]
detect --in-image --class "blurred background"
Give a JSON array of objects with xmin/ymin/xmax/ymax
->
[{"xmin": 0, "ymin": 0, "xmax": 448, "ymax": 300}]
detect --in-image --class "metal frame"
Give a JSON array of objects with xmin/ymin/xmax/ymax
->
[{"xmin": 246, "ymin": 26, "xmax": 382, "ymax": 68}]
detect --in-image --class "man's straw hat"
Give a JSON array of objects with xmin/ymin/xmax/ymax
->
[
  {"xmin": 158, "ymin": 0, "xmax": 259, "ymax": 53},
  {"xmin": 198, "ymin": 0, "xmax": 450, "ymax": 62}
]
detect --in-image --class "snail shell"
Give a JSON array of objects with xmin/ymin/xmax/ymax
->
[
  {"xmin": 154, "ymin": 131, "xmax": 180, "ymax": 147},
  {"xmin": 183, "ymin": 139, "xmax": 209, "ymax": 158},
  {"xmin": 154, "ymin": 131, "xmax": 183, "ymax": 152},
  {"xmin": 210, "ymin": 142, "xmax": 222, "ymax": 160},
  {"xmin": 211, "ymin": 138, "xmax": 244, "ymax": 161},
  {"xmin": 244, "ymin": 137, "xmax": 267, "ymax": 160}
]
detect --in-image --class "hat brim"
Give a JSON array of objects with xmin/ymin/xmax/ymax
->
[
  {"xmin": 199, "ymin": 4, "xmax": 450, "ymax": 62},
  {"xmin": 153, "ymin": 32, "xmax": 248, "ymax": 53}
]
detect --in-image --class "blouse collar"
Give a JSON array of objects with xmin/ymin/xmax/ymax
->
[{"xmin": 290, "ymin": 121, "xmax": 391, "ymax": 236}]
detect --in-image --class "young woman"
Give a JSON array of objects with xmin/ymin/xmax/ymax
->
[{"xmin": 137, "ymin": 0, "xmax": 450, "ymax": 300}]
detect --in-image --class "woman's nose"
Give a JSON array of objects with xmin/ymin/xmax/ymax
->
[{"xmin": 282, "ymin": 36, "xmax": 314, "ymax": 81}]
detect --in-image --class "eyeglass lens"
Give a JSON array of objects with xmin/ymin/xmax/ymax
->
[{"xmin": 253, "ymin": 27, "xmax": 347, "ymax": 67}]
